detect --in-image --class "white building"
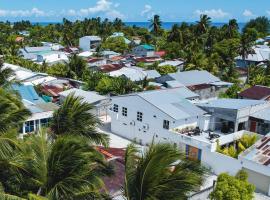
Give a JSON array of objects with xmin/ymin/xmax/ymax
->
[
  {"xmin": 132, "ymin": 44, "xmax": 155, "ymax": 57},
  {"xmin": 79, "ymin": 36, "xmax": 101, "ymax": 51},
  {"xmin": 36, "ymin": 52, "xmax": 68, "ymax": 64}
]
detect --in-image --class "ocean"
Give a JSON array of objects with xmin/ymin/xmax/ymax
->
[{"xmin": 32, "ymin": 21, "xmax": 246, "ymax": 31}]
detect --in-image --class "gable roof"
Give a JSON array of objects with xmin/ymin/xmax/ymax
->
[
  {"xmin": 239, "ymin": 85, "xmax": 270, "ymax": 100},
  {"xmin": 159, "ymin": 70, "xmax": 221, "ymax": 86},
  {"xmin": 12, "ymin": 84, "xmax": 45, "ymax": 104}
]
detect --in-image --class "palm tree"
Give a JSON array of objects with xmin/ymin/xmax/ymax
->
[
  {"xmin": 0, "ymin": 130, "xmax": 113, "ymax": 199},
  {"xmin": 149, "ymin": 15, "xmax": 162, "ymax": 36},
  {"xmin": 227, "ymin": 19, "xmax": 239, "ymax": 38},
  {"xmin": 0, "ymin": 59, "xmax": 15, "ymax": 87},
  {"xmin": 196, "ymin": 14, "xmax": 211, "ymax": 34},
  {"xmin": 168, "ymin": 24, "xmax": 183, "ymax": 44},
  {"xmin": 65, "ymin": 54, "xmax": 87, "ymax": 79},
  {"xmin": 0, "ymin": 88, "xmax": 31, "ymax": 133},
  {"xmin": 50, "ymin": 93, "xmax": 109, "ymax": 146},
  {"xmin": 123, "ymin": 143, "xmax": 206, "ymax": 200}
]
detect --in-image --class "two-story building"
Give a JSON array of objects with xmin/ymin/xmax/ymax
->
[{"xmin": 79, "ymin": 36, "xmax": 101, "ymax": 51}]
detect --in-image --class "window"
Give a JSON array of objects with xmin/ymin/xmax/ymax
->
[
  {"xmin": 163, "ymin": 120, "xmax": 170, "ymax": 129},
  {"xmin": 113, "ymin": 104, "xmax": 118, "ymax": 112},
  {"xmin": 122, "ymin": 107, "xmax": 127, "ymax": 116},
  {"xmin": 41, "ymin": 118, "xmax": 50, "ymax": 127},
  {"xmin": 137, "ymin": 112, "xmax": 143, "ymax": 122},
  {"xmin": 25, "ymin": 120, "xmax": 34, "ymax": 133}
]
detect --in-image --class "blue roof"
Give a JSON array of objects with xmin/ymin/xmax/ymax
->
[
  {"xmin": 141, "ymin": 44, "xmax": 154, "ymax": 50},
  {"xmin": 199, "ymin": 99, "xmax": 266, "ymax": 110},
  {"xmin": 12, "ymin": 84, "xmax": 45, "ymax": 104}
]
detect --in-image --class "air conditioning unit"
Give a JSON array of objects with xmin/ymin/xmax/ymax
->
[
  {"xmin": 143, "ymin": 123, "xmax": 149, "ymax": 130},
  {"xmin": 130, "ymin": 120, "xmax": 135, "ymax": 126}
]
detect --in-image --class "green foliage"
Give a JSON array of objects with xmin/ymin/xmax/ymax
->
[
  {"xmin": 219, "ymin": 83, "xmax": 242, "ymax": 98},
  {"xmin": 46, "ymin": 63, "xmax": 70, "ymax": 78},
  {"xmin": 216, "ymin": 133, "xmax": 258, "ymax": 158},
  {"xmin": 50, "ymin": 93, "xmax": 109, "ymax": 146},
  {"xmin": 156, "ymin": 65, "xmax": 177, "ymax": 75},
  {"xmin": 243, "ymin": 16, "xmax": 270, "ymax": 37},
  {"xmin": 124, "ymin": 143, "xmax": 207, "ymax": 200},
  {"xmin": 102, "ymin": 36, "xmax": 128, "ymax": 53},
  {"xmin": 210, "ymin": 170, "xmax": 255, "ymax": 200}
]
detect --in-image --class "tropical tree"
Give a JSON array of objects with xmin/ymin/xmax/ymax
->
[
  {"xmin": 226, "ymin": 19, "xmax": 239, "ymax": 38},
  {"xmin": 196, "ymin": 14, "xmax": 211, "ymax": 34},
  {"xmin": 101, "ymin": 36, "xmax": 128, "ymax": 53},
  {"xmin": 0, "ymin": 59, "xmax": 15, "ymax": 87},
  {"xmin": 243, "ymin": 16, "xmax": 270, "ymax": 37},
  {"xmin": 156, "ymin": 65, "xmax": 177, "ymax": 75},
  {"xmin": 65, "ymin": 54, "xmax": 87, "ymax": 79},
  {"xmin": 0, "ymin": 88, "xmax": 31, "ymax": 133},
  {"xmin": 123, "ymin": 143, "xmax": 206, "ymax": 200},
  {"xmin": 210, "ymin": 170, "xmax": 255, "ymax": 200},
  {"xmin": 50, "ymin": 93, "xmax": 109, "ymax": 146},
  {"xmin": 149, "ymin": 15, "xmax": 162, "ymax": 36}
]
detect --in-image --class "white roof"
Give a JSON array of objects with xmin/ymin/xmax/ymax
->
[
  {"xmin": 159, "ymin": 60, "xmax": 184, "ymax": 67},
  {"xmin": 109, "ymin": 67, "xmax": 147, "ymax": 81},
  {"xmin": 78, "ymin": 51, "xmax": 93, "ymax": 57},
  {"xmin": 24, "ymin": 76, "xmax": 57, "ymax": 86},
  {"xmin": 235, "ymin": 45, "xmax": 270, "ymax": 62},
  {"xmin": 59, "ymin": 88, "xmax": 107, "ymax": 105},
  {"xmin": 81, "ymin": 35, "xmax": 101, "ymax": 41}
]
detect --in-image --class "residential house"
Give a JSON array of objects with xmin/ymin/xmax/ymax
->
[
  {"xmin": 156, "ymin": 70, "xmax": 232, "ymax": 100},
  {"xmin": 158, "ymin": 59, "xmax": 185, "ymax": 71},
  {"xmin": 239, "ymin": 134, "xmax": 270, "ymax": 195},
  {"xmin": 235, "ymin": 45, "xmax": 270, "ymax": 68},
  {"xmin": 101, "ymin": 50, "xmax": 121, "ymax": 59},
  {"xmin": 12, "ymin": 84, "xmax": 58, "ymax": 134},
  {"xmin": 198, "ymin": 99, "xmax": 270, "ymax": 134},
  {"xmin": 239, "ymin": 85, "xmax": 270, "ymax": 100},
  {"xmin": 132, "ymin": 44, "xmax": 155, "ymax": 57},
  {"xmin": 59, "ymin": 88, "xmax": 109, "ymax": 117},
  {"xmin": 79, "ymin": 36, "xmax": 101, "ymax": 51}
]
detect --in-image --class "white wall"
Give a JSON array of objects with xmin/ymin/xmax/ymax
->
[{"xmin": 79, "ymin": 37, "xmax": 91, "ymax": 51}]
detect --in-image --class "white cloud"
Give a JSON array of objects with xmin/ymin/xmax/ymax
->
[
  {"xmin": 194, "ymin": 9, "xmax": 229, "ymax": 19},
  {"xmin": 0, "ymin": 0, "xmax": 124, "ymax": 19},
  {"xmin": 0, "ymin": 7, "xmax": 48, "ymax": 17},
  {"xmin": 141, "ymin": 4, "xmax": 154, "ymax": 19},
  {"xmin": 243, "ymin": 9, "xmax": 255, "ymax": 17}
]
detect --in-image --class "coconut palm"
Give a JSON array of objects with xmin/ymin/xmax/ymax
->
[
  {"xmin": 196, "ymin": 14, "xmax": 211, "ymax": 34},
  {"xmin": 0, "ymin": 130, "xmax": 113, "ymax": 200},
  {"xmin": 168, "ymin": 24, "xmax": 183, "ymax": 44},
  {"xmin": 0, "ymin": 88, "xmax": 31, "ymax": 133},
  {"xmin": 227, "ymin": 19, "xmax": 239, "ymax": 38},
  {"xmin": 149, "ymin": 15, "xmax": 162, "ymax": 36},
  {"xmin": 65, "ymin": 54, "xmax": 87, "ymax": 79},
  {"xmin": 123, "ymin": 143, "xmax": 206, "ymax": 200},
  {"xmin": 0, "ymin": 59, "xmax": 15, "ymax": 87},
  {"xmin": 50, "ymin": 93, "xmax": 109, "ymax": 146}
]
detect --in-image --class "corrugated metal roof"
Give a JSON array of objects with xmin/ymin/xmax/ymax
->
[
  {"xmin": 145, "ymin": 70, "xmax": 160, "ymax": 79},
  {"xmin": 251, "ymin": 108, "xmax": 270, "ymax": 121},
  {"xmin": 168, "ymin": 70, "xmax": 220, "ymax": 86},
  {"xmin": 59, "ymin": 88, "xmax": 107, "ymax": 104},
  {"xmin": 12, "ymin": 84, "xmax": 44, "ymax": 104},
  {"xmin": 199, "ymin": 99, "xmax": 267, "ymax": 110}
]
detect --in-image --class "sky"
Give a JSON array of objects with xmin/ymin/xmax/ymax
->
[{"xmin": 0, "ymin": 0, "xmax": 269, "ymax": 22}]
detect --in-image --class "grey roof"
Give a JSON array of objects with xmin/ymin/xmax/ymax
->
[
  {"xmin": 23, "ymin": 100, "xmax": 58, "ymax": 114},
  {"xmin": 167, "ymin": 70, "xmax": 221, "ymax": 86},
  {"xmin": 158, "ymin": 60, "xmax": 184, "ymax": 67},
  {"xmin": 81, "ymin": 36, "xmax": 101, "ymax": 41},
  {"xmin": 251, "ymin": 108, "xmax": 270, "ymax": 121},
  {"xmin": 166, "ymin": 80, "xmax": 184, "ymax": 88},
  {"xmin": 199, "ymin": 99, "xmax": 267, "ymax": 110},
  {"xmin": 136, "ymin": 89, "xmax": 205, "ymax": 120},
  {"xmin": 145, "ymin": 70, "xmax": 161, "ymax": 79},
  {"xmin": 24, "ymin": 46, "xmax": 52, "ymax": 53},
  {"xmin": 59, "ymin": 88, "xmax": 107, "ymax": 105}
]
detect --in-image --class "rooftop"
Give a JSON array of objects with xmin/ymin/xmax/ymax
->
[
  {"xmin": 199, "ymin": 99, "xmax": 267, "ymax": 110},
  {"xmin": 81, "ymin": 35, "xmax": 101, "ymax": 41},
  {"xmin": 239, "ymin": 85, "xmax": 270, "ymax": 100},
  {"xmin": 59, "ymin": 88, "xmax": 107, "ymax": 105},
  {"xmin": 12, "ymin": 84, "xmax": 44, "ymax": 104},
  {"xmin": 140, "ymin": 44, "xmax": 154, "ymax": 50},
  {"xmin": 241, "ymin": 133, "xmax": 270, "ymax": 167},
  {"xmin": 251, "ymin": 107, "xmax": 270, "ymax": 122}
]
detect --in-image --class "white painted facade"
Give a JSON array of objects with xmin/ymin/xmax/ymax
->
[{"xmin": 79, "ymin": 36, "xmax": 101, "ymax": 51}]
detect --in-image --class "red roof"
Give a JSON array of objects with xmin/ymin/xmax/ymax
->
[
  {"xmin": 99, "ymin": 64, "xmax": 123, "ymax": 73},
  {"xmin": 188, "ymin": 84, "xmax": 211, "ymax": 91},
  {"xmin": 239, "ymin": 85, "xmax": 270, "ymax": 100},
  {"xmin": 155, "ymin": 51, "xmax": 166, "ymax": 57}
]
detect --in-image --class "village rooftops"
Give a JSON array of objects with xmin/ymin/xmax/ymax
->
[
  {"xmin": 199, "ymin": 99, "xmax": 267, "ymax": 110},
  {"xmin": 12, "ymin": 84, "xmax": 45, "ymax": 104},
  {"xmin": 80, "ymin": 35, "xmax": 101, "ymax": 41},
  {"xmin": 239, "ymin": 85, "xmax": 270, "ymax": 100},
  {"xmin": 240, "ymin": 133, "xmax": 270, "ymax": 167},
  {"xmin": 250, "ymin": 107, "xmax": 270, "ymax": 122},
  {"xmin": 140, "ymin": 44, "xmax": 154, "ymax": 50}
]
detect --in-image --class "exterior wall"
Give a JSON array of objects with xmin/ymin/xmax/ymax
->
[
  {"xmin": 243, "ymin": 168, "xmax": 270, "ymax": 195},
  {"xmin": 109, "ymin": 96, "xmax": 205, "ymax": 146},
  {"xmin": 79, "ymin": 37, "xmax": 101, "ymax": 51},
  {"xmin": 236, "ymin": 59, "xmax": 257, "ymax": 68},
  {"xmin": 132, "ymin": 46, "xmax": 154, "ymax": 57},
  {"xmin": 193, "ymin": 86, "xmax": 229, "ymax": 100}
]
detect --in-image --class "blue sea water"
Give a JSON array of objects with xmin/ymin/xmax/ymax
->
[{"xmin": 33, "ymin": 21, "xmax": 246, "ymax": 31}]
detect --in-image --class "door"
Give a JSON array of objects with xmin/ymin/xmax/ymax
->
[{"xmin": 250, "ymin": 121, "xmax": 257, "ymax": 132}]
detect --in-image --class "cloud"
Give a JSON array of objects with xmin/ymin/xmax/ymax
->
[
  {"xmin": 194, "ymin": 9, "xmax": 229, "ymax": 19},
  {"xmin": 0, "ymin": 0, "xmax": 124, "ymax": 19},
  {"xmin": 243, "ymin": 9, "xmax": 255, "ymax": 17},
  {"xmin": 141, "ymin": 4, "xmax": 154, "ymax": 19},
  {"xmin": 0, "ymin": 7, "xmax": 49, "ymax": 17}
]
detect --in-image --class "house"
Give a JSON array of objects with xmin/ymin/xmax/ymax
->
[
  {"xmin": 132, "ymin": 44, "xmax": 155, "ymax": 57},
  {"xmin": 79, "ymin": 36, "xmax": 101, "ymax": 51},
  {"xmin": 198, "ymin": 99, "xmax": 270, "ymax": 134},
  {"xmin": 36, "ymin": 51, "xmax": 68, "ymax": 65},
  {"xmin": 235, "ymin": 45, "xmax": 270, "ymax": 68},
  {"xmin": 12, "ymin": 84, "xmax": 58, "ymax": 134},
  {"xmin": 101, "ymin": 50, "xmax": 121, "ymax": 59},
  {"xmin": 58, "ymin": 88, "xmax": 109, "ymax": 117},
  {"xmin": 88, "ymin": 58, "xmax": 107, "ymax": 68},
  {"xmin": 239, "ymin": 134, "xmax": 270, "ymax": 195},
  {"xmin": 19, "ymin": 46, "xmax": 52, "ymax": 61},
  {"xmin": 156, "ymin": 70, "xmax": 232, "ymax": 100},
  {"xmin": 239, "ymin": 85, "xmax": 270, "ymax": 100},
  {"xmin": 158, "ymin": 59, "xmax": 185, "ymax": 71}
]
